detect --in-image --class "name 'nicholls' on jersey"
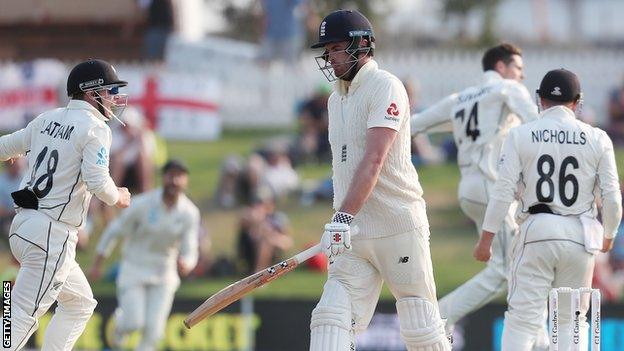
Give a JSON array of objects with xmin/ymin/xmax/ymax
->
[
  {"xmin": 411, "ymin": 71, "xmax": 538, "ymax": 182},
  {"xmin": 484, "ymin": 105, "xmax": 622, "ymax": 237},
  {"xmin": 0, "ymin": 100, "xmax": 120, "ymax": 228}
]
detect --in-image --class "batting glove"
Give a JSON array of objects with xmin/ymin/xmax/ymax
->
[{"xmin": 321, "ymin": 211, "xmax": 354, "ymax": 263}]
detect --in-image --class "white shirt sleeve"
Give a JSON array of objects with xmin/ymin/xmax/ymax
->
[
  {"xmin": 595, "ymin": 131, "xmax": 622, "ymax": 238},
  {"xmin": 410, "ymin": 94, "xmax": 457, "ymax": 134},
  {"xmin": 178, "ymin": 206, "xmax": 200, "ymax": 270},
  {"xmin": 482, "ymin": 130, "xmax": 521, "ymax": 233},
  {"xmin": 81, "ymin": 124, "xmax": 119, "ymax": 206},
  {"xmin": 502, "ymin": 82, "xmax": 539, "ymax": 122},
  {"xmin": 95, "ymin": 201, "xmax": 140, "ymax": 256},
  {"xmin": 0, "ymin": 123, "xmax": 33, "ymax": 161},
  {"xmin": 367, "ymin": 78, "xmax": 408, "ymax": 131}
]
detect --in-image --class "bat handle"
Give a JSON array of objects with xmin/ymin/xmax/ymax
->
[
  {"xmin": 295, "ymin": 227, "xmax": 359, "ymax": 263},
  {"xmin": 294, "ymin": 243, "xmax": 321, "ymax": 263}
]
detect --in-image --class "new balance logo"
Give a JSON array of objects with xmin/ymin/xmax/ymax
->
[
  {"xmin": 551, "ymin": 87, "xmax": 562, "ymax": 96},
  {"xmin": 399, "ymin": 256, "xmax": 409, "ymax": 263},
  {"xmin": 341, "ymin": 144, "xmax": 347, "ymax": 162}
]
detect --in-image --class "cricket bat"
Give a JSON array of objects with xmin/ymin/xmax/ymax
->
[{"xmin": 184, "ymin": 243, "xmax": 322, "ymax": 328}]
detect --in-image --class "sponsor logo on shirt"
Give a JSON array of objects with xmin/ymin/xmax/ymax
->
[
  {"xmin": 386, "ymin": 102, "xmax": 400, "ymax": 116},
  {"xmin": 385, "ymin": 102, "xmax": 400, "ymax": 122},
  {"xmin": 96, "ymin": 147, "xmax": 109, "ymax": 166}
]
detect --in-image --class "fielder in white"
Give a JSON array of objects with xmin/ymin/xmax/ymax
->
[
  {"xmin": 0, "ymin": 59, "xmax": 131, "ymax": 350},
  {"xmin": 90, "ymin": 160, "xmax": 199, "ymax": 351},
  {"xmin": 475, "ymin": 69, "xmax": 622, "ymax": 351},
  {"xmin": 309, "ymin": 10, "xmax": 450, "ymax": 351},
  {"xmin": 410, "ymin": 43, "xmax": 538, "ymax": 335}
]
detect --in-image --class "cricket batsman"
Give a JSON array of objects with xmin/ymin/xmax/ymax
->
[{"xmin": 308, "ymin": 9, "xmax": 451, "ymax": 351}]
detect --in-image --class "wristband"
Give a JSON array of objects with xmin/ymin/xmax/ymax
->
[{"xmin": 332, "ymin": 211, "xmax": 354, "ymax": 225}]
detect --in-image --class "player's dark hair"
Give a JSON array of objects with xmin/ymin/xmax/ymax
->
[
  {"xmin": 71, "ymin": 92, "xmax": 86, "ymax": 100},
  {"xmin": 482, "ymin": 43, "xmax": 522, "ymax": 72}
]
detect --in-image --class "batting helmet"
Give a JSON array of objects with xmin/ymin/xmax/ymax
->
[
  {"xmin": 66, "ymin": 59, "xmax": 127, "ymax": 97},
  {"xmin": 311, "ymin": 9, "xmax": 375, "ymax": 49},
  {"xmin": 312, "ymin": 10, "xmax": 375, "ymax": 82}
]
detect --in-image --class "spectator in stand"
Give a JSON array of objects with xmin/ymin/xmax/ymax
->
[
  {"xmin": 214, "ymin": 155, "xmax": 245, "ymax": 208},
  {"xmin": 215, "ymin": 139, "xmax": 300, "ymax": 208},
  {"xmin": 140, "ymin": 0, "xmax": 176, "ymax": 61},
  {"xmin": 260, "ymin": 142, "xmax": 300, "ymax": 200},
  {"xmin": 607, "ymin": 76, "xmax": 624, "ymax": 145},
  {"xmin": 110, "ymin": 107, "xmax": 156, "ymax": 194},
  {"xmin": 295, "ymin": 84, "xmax": 331, "ymax": 164},
  {"xmin": 0, "ymin": 158, "xmax": 25, "ymax": 239},
  {"xmin": 258, "ymin": 0, "xmax": 310, "ymax": 65},
  {"xmin": 237, "ymin": 187, "xmax": 293, "ymax": 274}
]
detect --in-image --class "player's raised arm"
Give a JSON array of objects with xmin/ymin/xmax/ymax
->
[
  {"xmin": 410, "ymin": 93, "xmax": 457, "ymax": 134},
  {"xmin": 502, "ymin": 82, "xmax": 539, "ymax": 122}
]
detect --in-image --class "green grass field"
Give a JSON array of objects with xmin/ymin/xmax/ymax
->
[{"xmin": 6, "ymin": 129, "xmax": 624, "ymax": 302}]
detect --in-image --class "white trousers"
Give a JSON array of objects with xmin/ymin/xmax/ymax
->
[
  {"xmin": 503, "ymin": 214, "xmax": 594, "ymax": 351},
  {"xmin": 438, "ymin": 173, "xmax": 515, "ymax": 327},
  {"xmin": 114, "ymin": 280, "xmax": 178, "ymax": 351},
  {"xmin": 7, "ymin": 210, "xmax": 97, "ymax": 351},
  {"xmin": 326, "ymin": 228, "xmax": 440, "ymax": 333}
]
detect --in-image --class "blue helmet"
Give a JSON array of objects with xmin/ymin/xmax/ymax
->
[
  {"xmin": 312, "ymin": 10, "xmax": 375, "ymax": 82},
  {"xmin": 311, "ymin": 9, "xmax": 375, "ymax": 49}
]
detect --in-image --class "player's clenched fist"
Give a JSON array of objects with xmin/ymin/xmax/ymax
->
[
  {"xmin": 321, "ymin": 212, "xmax": 354, "ymax": 263},
  {"xmin": 115, "ymin": 187, "xmax": 131, "ymax": 208}
]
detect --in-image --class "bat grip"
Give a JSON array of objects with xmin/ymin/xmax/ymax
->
[
  {"xmin": 294, "ymin": 226, "xmax": 359, "ymax": 263},
  {"xmin": 294, "ymin": 243, "xmax": 321, "ymax": 263}
]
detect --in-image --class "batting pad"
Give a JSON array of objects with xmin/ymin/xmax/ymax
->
[
  {"xmin": 310, "ymin": 280, "xmax": 354, "ymax": 351},
  {"xmin": 396, "ymin": 297, "xmax": 451, "ymax": 351}
]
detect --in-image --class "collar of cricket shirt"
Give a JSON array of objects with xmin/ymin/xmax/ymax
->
[
  {"xmin": 482, "ymin": 70, "xmax": 503, "ymax": 84},
  {"xmin": 336, "ymin": 59, "xmax": 378, "ymax": 96},
  {"xmin": 540, "ymin": 105, "xmax": 577, "ymax": 120},
  {"xmin": 67, "ymin": 99, "xmax": 109, "ymax": 122}
]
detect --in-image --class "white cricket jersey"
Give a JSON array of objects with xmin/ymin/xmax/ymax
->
[
  {"xmin": 329, "ymin": 60, "xmax": 427, "ymax": 238},
  {"xmin": 483, "ymin": 106, "xmax": 622, "ymax": 238},
  {"xmin": 0, "ymin": 100, "xmax": 119, "ymax": 228},
  {"xmin": 95, "ymin": 189, "xmax": 200, "ymax": 282},
  {"xmin": 411, "ymin": 71, "xmax": 538, "ymax": 182}
]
